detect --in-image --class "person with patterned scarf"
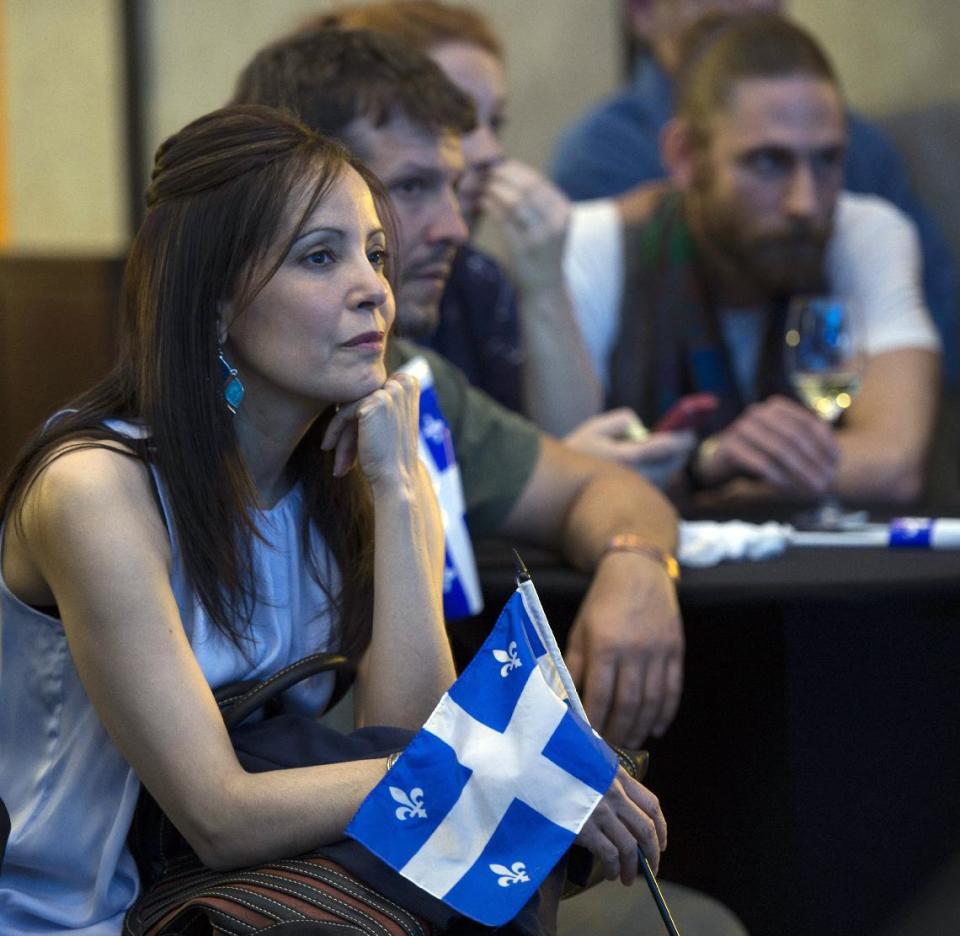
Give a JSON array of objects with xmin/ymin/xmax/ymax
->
[{"xmin": 562, "ymin": 12, "xmax": 941, "ymax": 504}]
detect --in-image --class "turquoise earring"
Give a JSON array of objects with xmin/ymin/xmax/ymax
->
[{"xmin": 218, "ymin": 348, "xmax": 245, "ymax": 414}]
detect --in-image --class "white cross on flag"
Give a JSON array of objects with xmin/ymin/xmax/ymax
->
[{"xmin": 346, "ymin": 579, "xmax": 619, "ymax": 926}]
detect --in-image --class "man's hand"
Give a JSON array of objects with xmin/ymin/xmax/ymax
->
[
  {"xmin": 694, "ymin": 394, "xmax": 839, "ymax": 494},
  {"xmin": 564, "ymin": 409, "xmax": 696, "ymax": 488},
  {"xmin": 565, "ymin": 550, "xmax": 683, "ymax": 748},
  {"xmin": 498, "ymin": 438, "xmax": 680, "ymax": 748},
  {"xmin": 482, "ymin": 159, "xmax": 571, "ymax": 293}
]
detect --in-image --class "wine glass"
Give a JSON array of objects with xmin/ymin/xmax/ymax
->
[{"xmin": 784, "ymin": 295, "xmax": 866, "ymax": 530}]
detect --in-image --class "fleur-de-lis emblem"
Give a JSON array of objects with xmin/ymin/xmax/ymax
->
[
  {"xmin": 389, "ymin": 786, "xmax": 427, "ymax": 821},
  {"xmin": 492, "ymin": 641, "xmax": 521, "ymax": 677},
  {"xmin": 491, "ymin": 861, "xmax": 530, "ymax": 887},
  {"xmin": 422, "ymin": 413, "xmax": 447, "ymax": 445}
]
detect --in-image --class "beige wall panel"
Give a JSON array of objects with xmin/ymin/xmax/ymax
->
[
  {"xmin": 463, "ymin": 0, "xmax": 622, "ymax": 171},
  {"xmin": 0, "ymin": 0, "xmax": 10, "ymax": 244},
  {"xmin": 792, "ymin": 0, "xmax": 960, "ymax": 270},
  {"xmin": 792, "ymin": 0, "xmax": 960, "ymax": 116},
  {"xmin": 6, "ymin": 0, "xmax": 126, "ymax": 251},
  {"xmin": 146, "ymin": 0, "xmax": 334, "ymax": 154}
]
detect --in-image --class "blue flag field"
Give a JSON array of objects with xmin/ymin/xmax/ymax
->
[{"xmin": 347, "ymin": 580, "xmax": 619, "ymax": 926}]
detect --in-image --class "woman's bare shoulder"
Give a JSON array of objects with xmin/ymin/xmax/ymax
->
[
  {"xmin": 24, "ymin": 437, "xmax": 154, "ymax": 517},
  {"xmin": 5, "ymin": 438, "xmax": 168, "ymax": 606}
]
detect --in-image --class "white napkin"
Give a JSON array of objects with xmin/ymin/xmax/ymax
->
[{"xmin": 678, "ymin": 520, "xmax": 792, "ymax": 568}]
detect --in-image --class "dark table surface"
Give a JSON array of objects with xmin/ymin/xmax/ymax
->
[
  {"xmin": 463, "ymin": 513, "xmax": 960, "ymax": 936},
  {"xmin": 476, "ymin": 532, "xmax": 960, "ymax": 607}
]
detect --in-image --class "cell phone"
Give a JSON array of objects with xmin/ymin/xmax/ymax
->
[{"xmin": 653, "ymin": 393, "xmax": 720, "ymax": 432}]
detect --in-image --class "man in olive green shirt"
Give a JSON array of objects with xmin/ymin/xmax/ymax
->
[{"xmin": 234, "ymin": 28, "xmax": 682, "ymax": 751}]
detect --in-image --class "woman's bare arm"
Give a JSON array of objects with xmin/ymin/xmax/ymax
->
[
  {"xmin": 16, "ymin": 420, "xmax": 449, "ymax": 871},
  {"xmin": 323, "ymin": 372, "xmax": 455, "ymax": 728}
]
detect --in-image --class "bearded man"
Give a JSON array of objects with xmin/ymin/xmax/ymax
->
[
  {"xmin": 550, "ymin": 0, "xmax": 957, "ymax": 386},
  {"xmin": 563, "ymin": 12, "xmax": 941, "ymax": 502}
]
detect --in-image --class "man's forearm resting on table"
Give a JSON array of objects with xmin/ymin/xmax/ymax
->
[
  {"xmin": 500, "ymin": 435, "xmax": 677, "ymax": 567},
  {"xmin": 561, "ymin": 462, "xmax": 678, "ymax": 571}
]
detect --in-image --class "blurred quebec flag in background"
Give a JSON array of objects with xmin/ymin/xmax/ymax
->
[
  {"xmin": 347, "ymin": 579, "xmax": 619, "ymax": 926},
  {"xmin": 398, "ymin": 355, "xmax": 483, "ymax": 622}
]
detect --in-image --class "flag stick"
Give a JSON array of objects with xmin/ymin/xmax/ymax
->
[
  {"xmin": 513, "ymin": 549, "xmax": 682, "ymax": 936},
  {"xmin": 513, "ymin": 554, "xmax": 585, "ymax": 720},
  {"xmin": 638, "ymin": 848, "xmax": 681, "ymax": 936}
]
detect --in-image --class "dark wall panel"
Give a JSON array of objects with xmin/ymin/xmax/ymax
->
[{"xmin": 0, "ymin": 256, "xmax": 124, "ymax": 476}]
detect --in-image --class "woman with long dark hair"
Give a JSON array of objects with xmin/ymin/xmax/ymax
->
[{"xmin": 0, "ymin": 104, "xmax": 455, "ymax": 933}]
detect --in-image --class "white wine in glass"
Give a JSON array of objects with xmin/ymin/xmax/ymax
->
[
  {"xmin": 790, "ymin": 370, "xmax": 861, "ymax": 424},
  {"xmin": 784, "ymin": 295, "xmax": 866, "ymax": 529}
]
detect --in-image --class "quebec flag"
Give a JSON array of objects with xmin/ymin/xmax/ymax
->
[
  {"xmin": 347, "ymin": 579, "xmax": 619, "ymax": 926},
  {"xmin": 398, "ymin": 355, "xmax": 483, "ymax": 621}
]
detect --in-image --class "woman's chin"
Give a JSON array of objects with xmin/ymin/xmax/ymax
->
[{"xmin": 335, "ymin": 370, "xmax": 389, "ymax": 406}]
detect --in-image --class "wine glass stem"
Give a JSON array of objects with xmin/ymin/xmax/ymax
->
[{"xmin": 814, "ymin": 493, "xmax": 844, "ymax": 527}]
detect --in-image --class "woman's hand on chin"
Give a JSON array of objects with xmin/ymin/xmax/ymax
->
[{"xmin": 321, "ymin": 373, "xmax": 421, "ymax": 495}]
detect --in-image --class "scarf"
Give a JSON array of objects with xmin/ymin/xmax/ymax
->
[{"xmin": 608, "ymin": 190, "xmax": 795, "ymax": 434}]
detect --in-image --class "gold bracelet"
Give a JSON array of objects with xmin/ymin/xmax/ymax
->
[
  {"xmin": 385, "ymin": 751, "xmax": 402, "ymax": 772},
  {"xmin": 602, "ymin": 533, "xmax": 680, "ymax": 582}
]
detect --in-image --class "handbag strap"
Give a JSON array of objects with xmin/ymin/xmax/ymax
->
[{"xmin": 218, "ymin": 652, "xmax": 353, "ymax": 729}]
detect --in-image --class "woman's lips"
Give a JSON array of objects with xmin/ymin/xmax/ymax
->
[{"xmin": 342, "ymin": 330, "xmax": 385, "ymax": 349}]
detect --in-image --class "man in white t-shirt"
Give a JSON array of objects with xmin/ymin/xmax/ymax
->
[{"xmin": 556, "ymin": 11, "xmax": 941, "ymax": 503}]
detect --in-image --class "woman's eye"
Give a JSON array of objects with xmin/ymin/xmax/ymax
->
[
  {"xmin": 306, "ymin": 248, "xmax": 334, "ymax": 266},
  {"xmin": 368, "ymin": 249, "xmax": 389, "ymax": 269}
]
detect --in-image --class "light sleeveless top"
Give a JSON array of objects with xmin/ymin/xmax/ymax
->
[{"xmin": 0, "ymin": 426, "xmax": 339, "ymax": 934}]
